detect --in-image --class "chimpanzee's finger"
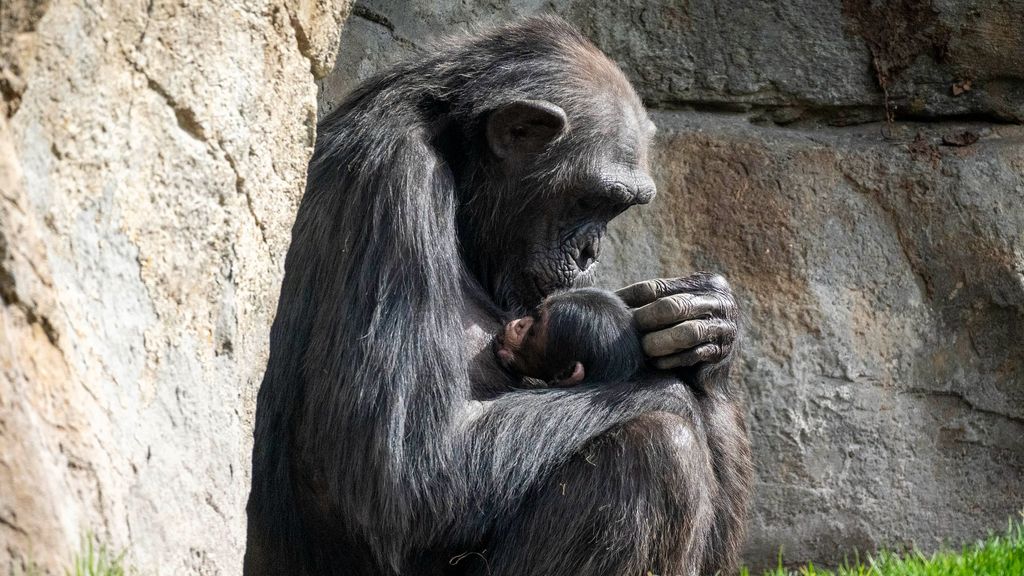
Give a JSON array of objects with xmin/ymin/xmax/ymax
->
[
  {"xmin": 616, "ymin": 278, "xmax": 680, "ymax": 308},
  {"xmin": 641, "ymin": 318, "xmax": 735, "ymax": 358},
  {"xmin": 615, "ymin": 273, "xmax": 733, "ymax": 307},
  {"xmin": 651, "ymin": 344, "xmax": 727, "ymax": 370},
  {"xmin": 633, "ymin": 293, "xmax": 722, "ymax": 331}
]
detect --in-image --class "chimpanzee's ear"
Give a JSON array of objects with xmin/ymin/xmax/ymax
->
[
  {"xmin": 552, "ymin": 361, "xmax": 585, "ymax": 387},
  {"xmin": 486, "ymin": 100, "xmax": 568, "ymax": 159}
]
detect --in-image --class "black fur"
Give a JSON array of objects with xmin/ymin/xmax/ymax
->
[
  {"xmin": 542, "ymin": 288, "xmax": 644, "ymax": 384},
  {"xmin": 245, "ymin": 16, "xmax": 752, "ymax": 576}
]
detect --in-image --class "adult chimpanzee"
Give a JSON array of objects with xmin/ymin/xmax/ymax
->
[
  {"xmin": 493, "ymin": 288, "xmax": 644, "ymax": 387},
  {"xmin": 245, "ymin": 16, "xmax": 751, "ymax": 576}
]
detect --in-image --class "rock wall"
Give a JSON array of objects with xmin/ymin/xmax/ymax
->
[
  {"xmin": 322, "ymin": 0, "xmax": 1024, "ymax": 569},
  {"xmin": 2, "ymin": 0, "xmax": 1021, "ymax": 573},
  {"xmin": 0, "ymin": 0, "xmax": 351, "ymax": 573}
]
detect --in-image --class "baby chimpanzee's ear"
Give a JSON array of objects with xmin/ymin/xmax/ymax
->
[{"xmin": 551, "ymin": 361, "xmax": 585, "ymax": 387}]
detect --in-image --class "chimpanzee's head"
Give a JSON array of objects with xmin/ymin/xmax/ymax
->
[
  {"xmin": 437, "ymin": 18, "xmax": 656, "ymax": 312},
  {"xmin": 492, "ymin": 288, "xmax": 643, "ymax": 386}
]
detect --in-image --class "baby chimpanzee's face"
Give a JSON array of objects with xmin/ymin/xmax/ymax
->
[
  {"xmin": 493, "ymin": 288, "xmax": 641, "ymax": 387},
  {"xmin": 492, "ymin": 306, "xmax": 558, "ymax": 382}
]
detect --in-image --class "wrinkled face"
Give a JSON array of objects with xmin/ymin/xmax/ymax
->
[
  {"xmin": 492, "ymin": 306, "xmax": 554, "ymax": 380},
  {"xmin": 471, "ymin": 92, "xmax": 657, "ymax": 312},
  {"xmin": 520, "ymin": 130, "xmax": 656, "ymax": 304}
]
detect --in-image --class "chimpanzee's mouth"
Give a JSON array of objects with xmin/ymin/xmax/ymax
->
[
  {"xmin": 532, "ymin": 267, "xmax": 579, "ymax": 298},
  {"xmin": 537, "ymin": 233, "xmax": 602, "ymax": 297},
  {"xmin": 520, "ymin": 256, "xmax": 589, "ymax": 308},
  {"xmin": 531, "ymin": 276, "xmax": 551, "ymax": 299}
]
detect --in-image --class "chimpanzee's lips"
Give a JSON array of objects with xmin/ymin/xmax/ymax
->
[
  {"xmin": 530, "ymin": 276, "xmax": 549, "ymax": 301},
  {"xmin": 518, "ymin": 265, "xmax": 578, "ymax": 308},
  {"xmin": 531, "ymin": 274, "xmax": 572, "ymax": 301}
]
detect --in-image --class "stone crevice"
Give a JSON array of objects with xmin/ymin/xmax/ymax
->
[
  {"xmin": 141, "ymin": 75, "xmax": 207, "ymax": 143},
  {"xmin": 287, "ymin": 8, "xmax": 318, "ymax": 78},
  {"xmin": 219, "ymin": 144, "xmax": 270, "ymax": 248},
  {"xmin": 900, "ymin": 387, "xmax": 1024, "ymax": 426},
  {"xmin": 127, "ymin": 54, "xmax": 270, "ymax": 248},
  {"xmin": 0, "ymin": 511, "xmax": 28, "ymax": 536},
  {"xmin": 0, "ymin": 240, "xmax": 59, "ymax": 346},
  {"xmin": 645, "ymin": 100, "xmax": 1021, "ymax": 128},
  {"xmin": 350, "ymin": 4, "xmax": 418, "ymax": 51},
  {"xmin": 838, "ymin": 170, "xmax": 935, "ymax": 301}
]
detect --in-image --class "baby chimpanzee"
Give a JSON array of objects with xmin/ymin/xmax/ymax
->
[{"xmin": 493, "ymin": 288, "xmax": 644, "ymax": 386}]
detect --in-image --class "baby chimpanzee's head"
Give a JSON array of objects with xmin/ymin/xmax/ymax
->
[{"xmin": 492, "ymin": 288, "xmax": 644, "ymax": 386}]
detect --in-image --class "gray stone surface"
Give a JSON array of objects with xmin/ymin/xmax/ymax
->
[
  {"xmin": 0, "ymin": 0, "xmax": 351, "ymax": 573},
  {"xmin": 603, "ymin": 113, "xmax": 1024, "ymax": 568},
  {"xmin": 321, "ymin": 0, "xmax": 1024, "ymax": 569},
  {"xmin": 321, "ymin": 0, "xmax": 1024, "ymax": 122},
  {"xmin": 2, "ymin": 0, "xmax": 1020, "ymax": 572}
]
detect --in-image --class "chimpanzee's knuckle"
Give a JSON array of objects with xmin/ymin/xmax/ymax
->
[
  {"xmin": 634, "ymin": 303, "xmax": 658, "ymax": 330},
  {"xmin": 642, "ymin": 281, "xmax": 661, "ymax": 301},
  {"xmin": 693, "ymin": 321, "xmax": 708, "ymax": 344},
  {"xmin": 701, "ymin": 344, "xmax": 722, "ymax": 361},
  {"xmin": 667, "ymin": 293, "xmax": 693, "ymax": 320},
  {"xmin": 678, "ymin": 352, "xmax": 700, "ymax": 368},
  {"xmin": 652, "ymin": 278, "xmax": 674, "ymax": 297},
  {"xmin": 641, "ymin": 332, "xmax": 667, "ymax": 357},
  {"xmin": 719, "ymin": 321, "xmax": 737, "ymax": 344},
  {"xmin": 721, "ymin": 341, "xmax": 734, "ymax": 358},
  {"xmin": 706, "ymin": 273, "xmax": 730, "ymax": 292},
  {"xmin": 650, "ymin": 297, "xmax": 672, "ymax": 322},
  {"xmin": 712, "ymin": 317, "xmax": 734, "ymax": 336},
  {"xmin": 618, "ymin": 281, "xmax": 653, "ymax": 307},
  {"xmin": 725, "ymin": 292, "xmax": 739, "ymax": 310},
  {"xmin": 668, "ymin": 322, "xmax": 692, "ymax": 346},
  {"xmin": 710, "ymin": 293, "xmax": 736, "ymax": 317}
]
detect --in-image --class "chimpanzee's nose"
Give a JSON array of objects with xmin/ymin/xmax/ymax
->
[
  {"xmin": 575, "ymin": 238, "xmax": 599, "ymax": 272},
  {"xmin": 633, "ymin": 171, "xmax": 657, "ymax": 205}
]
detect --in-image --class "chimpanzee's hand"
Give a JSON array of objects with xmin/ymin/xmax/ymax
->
[{"xmin": 616, "ymin": 272, "xmax": 739, "ymax": 370}]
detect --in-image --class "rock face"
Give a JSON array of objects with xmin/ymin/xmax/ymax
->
[
  {"xmin": 321, "ymin": 0, "xmax": 1024, "ymax": 123},
  {"xmin": 322, "ymin": 0, "xmax": 1024, "ymax": 569},
  {"xmin": 612, "ymin": 114, "xmax": 1024, "ymax": 568},
  {"xmin": 0, "ymin": 0, "xmax": 350, "ymax": 573},
  {"xmin": 2, "ymin": 0, "xmax": 1021, "ymax": 572}
]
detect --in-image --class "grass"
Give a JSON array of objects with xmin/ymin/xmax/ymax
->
[
  {"xmin": 50, "ymin": 517, "xmax": 1023, "ymax": 576},
  {"xmin": 67, "ymin": 538, "xmax": 128, "ymax": 576},
  {"xmin": 741, "ymin": 517, "xmax": 1024, "ymax": 576}
]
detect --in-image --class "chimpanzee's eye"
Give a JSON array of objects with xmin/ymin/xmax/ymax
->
[{"xmin": 576, "ymin": 196, "xmax": 597, "ymax": 212}]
